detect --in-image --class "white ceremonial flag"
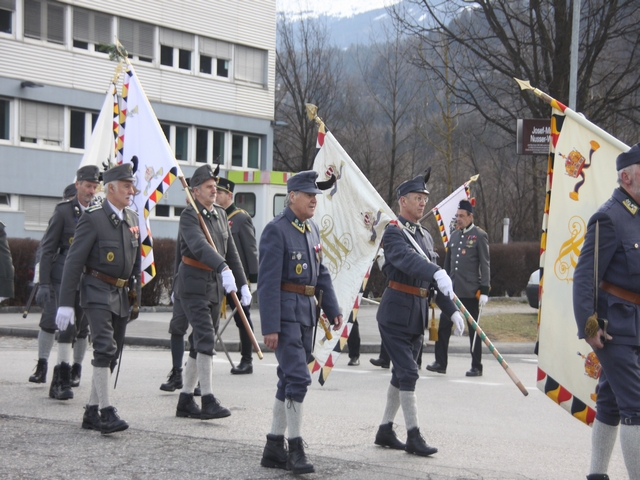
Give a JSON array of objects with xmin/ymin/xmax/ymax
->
[
  {"xmin": 538, "ymin": 106, "xmax": 628, "ymax": 424},
  {"xmin": 432, "ymin": 183, "xmax": 472, "ymax": 247},
  {"xmin": 120, "ymin": 66, "xmax": 178, "ymax": 285},
  {"xmin": 309, "ymin": 130, "xmax": 394, "ymax": 384}
]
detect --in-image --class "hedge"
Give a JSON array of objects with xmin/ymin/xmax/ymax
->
[
  {"xmin": 363, "ymin": 242, "xmax": 540, "ymax": 299},
  {"xmin": 3, "ymin": 237, "xmax": 539, "ymax": 306}
]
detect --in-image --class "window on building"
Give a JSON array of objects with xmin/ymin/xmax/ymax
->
[
  {"xmin": 20, "ymin": 195, "xmax": 59, "ymax": 229},
  {"xmin": 119, "ymin": 17, "xmax": 154, "ymax": 62},
  {"xmin": 231, "ymin": 133, "xmax": 261, "ymax": 169},
  {"xmin": 155, "ymin": 204, "xmax": 170, "ymax": 217},
  {"xmin": 235, "ymin": 45, "xmax": 266, "ymax": 86},
  {"xmin": 199, "ymin": 37, "xmax": 231, "ymax": 78},
  {"xmin": 235, "ymin": 192, "xmax": 255, "ymax": 217},
  {"xmin": 231, "ymin": 134, "xmax": 243, "ymax": 167},
  {"xmin": 159, "ymin": 28, "xmax": 193, "ymax": 71},
  {"xmin": 0, "ymin": 0, "xmax": 15, "ymax": 34},
  {"xmin": 213, "ymin": 130, "xmax": 225, "ymax": 164},
  {"xmin": 160, "ymin": 122, "xmax": 189, "ymax": 162},
  {"xmin": 24, "ymin": 0, "xmax": 64, "ymax": 44},
  {"xmin": 69, "ymin": 109, "xmax": 96, "ymax": 149},
  {"xmin": 0, "ymin": 98, "xmax": 9, "ymax": 140},
  {"xmin": 20, "ymin": 101, "xmax": 63, "ymax": 146},
  {"xmin": 73, "ymin": 7, "xmax": 112, "ymax": 53},
  {"xmin": 195, "ymin": 128, "xmax": 208, "ymax": 163},
  {"xmin": 174, "ymin": 206, "xmax": 185, "ymax": 217},
  {"xmin": 0, "ymin": 193, "xmax": 10, "ymax": 207}
]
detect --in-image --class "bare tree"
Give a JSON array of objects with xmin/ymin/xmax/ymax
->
[
  {"xmin": 274, "ymin": 14, "xmax": 344, "ymax": 172},
  {"xmin": 391, "ymin": 0, "xmax": 640, "ymax": 138},
  {"xmin": 354, "ymin": 25, "xmax": 424, "ymax": 205}
]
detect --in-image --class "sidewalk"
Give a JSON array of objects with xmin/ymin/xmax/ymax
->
[{"xmin": 0, "ymin": 297, "xmax": 537, "ymax": 355}]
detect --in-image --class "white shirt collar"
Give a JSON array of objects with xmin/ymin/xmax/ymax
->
[
  {"xmin": 107, "ymin": 200, "xmax": 123, "ymax": 220},
  {"xmin": 462, "ymin": 223, "xmax": 475, "ymax": 234}
]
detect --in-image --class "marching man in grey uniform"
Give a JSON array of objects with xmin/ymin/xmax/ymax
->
[
  {"xmin": 258, "ymin": 171, "xmax": 342, "ymax": 475},
  {"xmin": 173, "ymin": 164, "xmax": 251, "ymax": 420},
  {"xmin": 374, "ymin": 172, "xmax": 464, "ymax": 457},
  {"xmin": 428, "ymin": 199, "xmax": 490, "ymax": 376},
  {"xmin": 0, "ymin": 221, "xmax": 14, "ymax": 302},
  {"xmin": 215, "ymin": 176, "xmax": 259, "ymax": 375},
  {"xmin": 573, "ymin": 144, "xmax": 640, "ymax": 480},
  {"xmin": 56, "ymin": 163, "xmax": 141, "ymax": 435},
  {"xmin": 29, "ymin": 166, "xmax": 99, "ymax": 399}
]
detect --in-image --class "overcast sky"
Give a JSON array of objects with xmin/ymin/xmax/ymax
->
[{"xmin": 276, "ymin": 0, "xmax": 401, "ymax": 17}]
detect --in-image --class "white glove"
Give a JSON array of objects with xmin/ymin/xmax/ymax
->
[
  {"xmin": 433, "ymin": 269, "xmax": 454, "ymax": 299},
  {"xmin": 221, "ymin": 268, "xmax": 237, "ymax": 294},
  {"xmin": 55, "ymin": 306, "xmax": 75, "ymax": 331},
  {"xmin": 479, "ymin": 294, "xmax": 488, "ymax": 308},
  {"xmin": 376, "ymin": 249, "xmax": 385, "ymax": 270},
  {"xmin": 451, "ymin": 311, "xmax": 465, "ymax": 336},
  {"xmin": 240, "ymin": 284, "xmax": 252, "ymax": 306}
]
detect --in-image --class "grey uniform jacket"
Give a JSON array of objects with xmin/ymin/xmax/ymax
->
[
  {"xmin": 226, "ymin": 204, "xmax": 259, "ymax": 283},
  {"xmin": 258, "ymin": 207, "xmax": 340, "ymax": 335},
  {"xmin": 377, "ymin": 216, "xmax": 458, "ymax": 335},
  {"xmin": 39, "ymin": 197, "xmax": 83, "ymax": 286},
  {"xmin": 59, "ymin": 201, "xmax": 141, "ymax": 318},
  {"xmin": 444, "ymin": 224, "xmax": 490, "ymax": 298},
  {"xmin": 0, "ymin": 221, "xmax": 14, "ymax": 298},
  {"xmin": 175, "ymin": 200, "xmax": 247, "ymax": 302},
  {"xmin": 574, "ymin": 188, "xmax": 640, "ymax": 346}
]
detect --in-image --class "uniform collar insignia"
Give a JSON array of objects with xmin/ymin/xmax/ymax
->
[
  {"xmin": 201, "ymin": 207, "xmax": 211, "ymax": 219},
  {"xmin": 292, "ymin": 217, "xmax": 309, "ymax": 234},
  {"xmin": 622, "ymin": 197, "xmax": 639, "ymax": 216},
  {"xmin": 109, "ymin": 212, "xmax": 120, "ymax": 227},
  {"xmin": 404, "ymin": 221, "xmax": 423, "ymax": 236}
]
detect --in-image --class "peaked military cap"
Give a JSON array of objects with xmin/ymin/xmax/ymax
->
[
  {"xmin": 396, "ymin": 168, "xmax": 431, "ymax": 199},
  {"xmin": 616, "ymin": 143, "xmax": 640, "ymax": 171},
  {"xmin": 216, "ymin": 177, "xmax": 235, "ymax": 193},
  {"xmin": 191, "ymin": 164, "xmax": 220, "ymax": 188},
  {"xmin": 287, "ymin": 170, "xmax": 337, "ymax": 194},
  {"xmin": 103, "ymin": 163, "xmax": 136, "ymax": 183},
  {"xmin": 458, "ymin": 199, "xmax": 473, "ymax": 214},
  {"xmin": 76, "ymin": 165, "xmax": 100, "ymax": 183},
  {"xmin": 63, "ymin": 183, "xmax": 77, "ymax": 199}
]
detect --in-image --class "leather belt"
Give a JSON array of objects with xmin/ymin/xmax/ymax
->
[
  {"xmin": 182, "ymin": 255, "xmax": 213, "ymax": 271},
  {"xmin": 600, "ymin": 280, "xmax": 640, "ymax": 305},
  {"xmin": 83, "ymin": 267, "xmax": 127, "ymax": 288},
  {"xmin": 388, "ymin": 280, "xmax": 429, "ymax": 298},
  {"xmin": 281, "ymin": 282, "xmax": 315, "ymax": 296}
]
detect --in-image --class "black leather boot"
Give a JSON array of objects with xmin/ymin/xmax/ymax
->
[
  {"xmin": 287, "ymin": 437, "xmax": 314, "ymax": 474},
  {"xmin": 56, "ymin": 362, "xmax": 74, "ymax": 400},
  {"xmin": 100, "ymin": 406, "xmax": 129, "ymax": 434},
  {"xmin": 369, "ymin": 357, "xmax": 390, "ymax": 368},
  {"xmin": 405, "ymin": 427, "xmax": 438, "ymax": 456},
  {"xmin": 176, "ymin": 392, "xmax": 201, "ymax": 419},
  {"xmin": 586, "ymin": 474, "xmax": 610, "ymax": 480},
  {"xmin": 70, "ymin": 363, "xmax": 82, "ymax": 387},
  {"xmin": 29, "ymin": 358, "xmax": 48, "ymax": 383},
  {"xmin": 82, "ymin": 404, "xmax": 100, "ymax": 431},
  {"xmin": 260, "ymin": 434, "xmax": 288, "ymax": 469},
  {"xmin": 374, "ymin": 422, "xmax": 406, "ymax": 450},
  {"xmin": 230, "ymin": 358, "xmax": 253, "ymax": 375},
  {"xmin": 160, "ymin": 367, "xmax": 183, "ymax": 391},
  {"xmin": 201, "ymin": 394, "xmax": 231, "ymax": 419},
  {"xmin": 49, "ymin": 365, "xmax": 60, "ymax": 399}
]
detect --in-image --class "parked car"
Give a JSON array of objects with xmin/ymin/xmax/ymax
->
[{"xmin": 526, "ymin": 269, "xmax": 540, "ymax": 309}]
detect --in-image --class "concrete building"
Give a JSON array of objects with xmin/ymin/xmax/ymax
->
[{"xmin": 0, "ymin": 0, "xmax": 276, "ymax": 239}]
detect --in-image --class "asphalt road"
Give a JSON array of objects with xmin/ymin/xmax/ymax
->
[{"xmin": 0, "ymin": 335, "xmax": 628, "ymax": 480}]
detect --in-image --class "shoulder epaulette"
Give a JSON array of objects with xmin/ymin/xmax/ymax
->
[{"xmin": 86, "ymin": 204, "xmax": 102, "ymax": 213}]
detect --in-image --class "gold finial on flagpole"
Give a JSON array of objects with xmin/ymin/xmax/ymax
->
[
  {"xmin": 469, "ymin": 174, "xmax": 480, "ymax": 183},
  {"xmin": 305, "ymin": 103, "xmax": 325, "ymax": 130},
  {"xmin": 514, "ymin": 78, "xmax": 554, "ymax": 106},
  {"xmin": 111, "ymin": 61, "xmax": 124, "ymax": 84}
]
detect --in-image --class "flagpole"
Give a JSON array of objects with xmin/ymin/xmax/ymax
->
[{"xmin": 514, "ymin": 78, "xmax": 629, "ymax": 152}]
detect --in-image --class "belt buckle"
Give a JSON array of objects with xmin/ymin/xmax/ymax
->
[
  {"xmin": 304, "ymin": 285, "xmax": 315, "ymax": 296},
  {"xmin": 115, "ymin": 278, "xmax": 127, "ymax": 288},
  {"xmin": 419, "ymin": 288, "xmax": 427, "ymax": 298}
]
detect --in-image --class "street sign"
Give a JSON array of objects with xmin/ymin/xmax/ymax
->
[{"xmin": 517, "ymin": 118, "xmax": 551, "ymax": 155}]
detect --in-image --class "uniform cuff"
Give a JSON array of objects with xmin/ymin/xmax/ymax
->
[{"xmin": 479, "ymin": 286, "xmax": 490, "ymax": 296}]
